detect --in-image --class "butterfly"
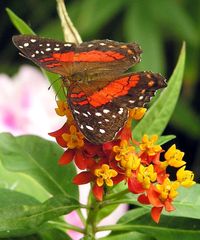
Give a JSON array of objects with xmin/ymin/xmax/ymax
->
[{"xmin": 12, "ymin": 35, "xmax": 167, "ymax": 144}]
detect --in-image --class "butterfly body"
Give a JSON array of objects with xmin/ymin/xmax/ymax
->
[{"xmin": 13, "ymin": 35, "xmax": 166, "ymax": 144}]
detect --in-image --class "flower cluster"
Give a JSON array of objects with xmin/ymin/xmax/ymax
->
[{"xmin": 50, "ymin": 100, "xmax": 195, "ymax": 223}]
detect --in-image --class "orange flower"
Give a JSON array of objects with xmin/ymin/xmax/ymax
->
[
  {"xmin": 73, "ymin": 160, "xmax": 124, "ymax": 201},
  {"xmin": 147, "ymin": 178, "xmax": 180, "ymax": 223}
]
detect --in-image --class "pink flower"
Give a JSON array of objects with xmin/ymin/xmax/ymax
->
[{"xmin": 0, "ymin": 65, "xmax": 64, "ymax": 137}]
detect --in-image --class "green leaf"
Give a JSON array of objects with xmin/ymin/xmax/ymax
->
[
  {"xmin": 96, "ymin": 204, "xmax": 119, "ymax": 223},
  {"xmin": 148, "ymin": 0, "xmax": 199, "ymax": 46},
  {"xmin": 156, "ymin": 135, "xmax": 176, "ymax": 145},
  {"xmin": 111, "ymin": 211, "xmax": 200, "ymax": 240},
  {"xmin": 6, "ymin": 8, "xmax": 35, "ymax": 34},
  {"xmin": 7, "ymin": 8, "xmax": 65, "ymax": 100},
  {"xmin": 100, "ymin": 231, "xmax": 154, "ymax": 240},
  {"xmin": 0, "ymin": 235, "xmax": 41, "ymax": 240},
  {"xmin": 0, "ymin": 195, "xmax": 80, "ymax": 238},
  {"xmin": 124, "ymin": 0, "xmax": 165, "ymax": 74},
  {"xmin": 69, "ymin": 0, "xmax": 127, "ymax": 38},
  {"xmin": 117, "ymin": 208, "xmax": 150, "ymax": 224},
  {"xmin": 165, "ymin": 184, "xmax": 200, "ymax": 219},
  {"xmin": 133, "ymin": 43, "xmax": 185, "ymax": 141},
  {"xmin": 0, "ymin": 189, "xmax": 40, "ymax": 207},
  {"xmin": 0, "ymin": 133, "xmax": 78, "ymax": 199},
  {"xmin": 0, "ymin": 161, "xmax": 50, "ymax": 202},
  {"xmin": 39, "ymin": 228, "xmax": 71, "ymax": 240}
]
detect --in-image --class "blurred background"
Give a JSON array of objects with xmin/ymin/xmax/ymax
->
[{"xmin": 0, "ymin": 0, "xmax": 199, "ymax": 179}]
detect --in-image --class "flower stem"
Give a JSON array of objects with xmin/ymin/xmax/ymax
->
[
  {"xmin": 56, "ymin": 0, "xmax": 82, "ymax": 44},
  {"xmin": 77, "ymin": 208, "xmax": 86, "ymax": 225},
  {"xmin": 84, "ymin": 193, "xmax": 101, "ymax": 239}
]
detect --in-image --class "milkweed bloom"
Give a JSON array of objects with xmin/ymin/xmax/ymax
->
[{"xmin": 50, "ymin": 101, "xmax": 195, "ymax": 223}]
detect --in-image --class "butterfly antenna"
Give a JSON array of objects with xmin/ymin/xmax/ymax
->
[
  {"xmin": 48, "ymin": 77, "xmax": 61, "ymax": 90},
  {"xmin": 54, "ymin": 84, "xmax": 67, "ymax": 101}
]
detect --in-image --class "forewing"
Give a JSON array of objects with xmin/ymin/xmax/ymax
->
[
  {"xmin": 13, "ymin": 36, "xmax": 142, "ymax": 77},
  {"xmin": 12, "ymin": 35, "xmax": 76, "ymax": 76},
  {"xmin": 73, "ymin": 39, "xmax": 142, "ymax": 74}
]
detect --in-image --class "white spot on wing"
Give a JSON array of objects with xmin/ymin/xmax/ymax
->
[
  {"xmin": 83, "ymin": 113, "xmax": 88, "ymax": 117},
  {"xmin": 88, "ymin": 44, "xmax": 94, "ymax": 47},
  {"xmin": 46, "ymin": 48, "xmax": 51, "ymax": 51},
  {"xmin": 112, "ymin": 115, "xmax": 116, "ymax": 118},
  {"xmin": 46, "ymin": 43, "xmax": 50, "ymax": 46},
  {"xmin": 95, "ymin": 112, "xmax": 102, "ymax": 116},
  {"xmin": 80, "ymin": 125, "xmax": 84, "ymax": 129},
  {"xmin": 99, "ymin": 43, "xmax": 106, "ymax": 46},
  {"xmin": 54, "ymin": 47, "xmax": 60, "ymax": 51},
  {"xmin": 86, "ymin": 125, "xmax": 94, "ymax": 131},
  {"xmin": 105, "ymin": 119, "xmax": 109, "ymax": 122},
  {"xmin": 31, "ymin": 54, "xmax": 35, "ymax": 57},
  {"xmin": 129, "ymin": 100, "xmax": 135, "ymax": 103},
  {"xmin": 99, "ymin": 129, "xmax": 105, "ymax": 133},
  {"xmin": 64, "ymin": 43, "xmax": 72, "ymax": 47},
  {"xmin": 24, "ymin": 43, "xmax": 29, "ymax": 47},
  {"xmin": 139, "ymin": 96, "xmax": 144, "ymax": 100},
  {"xmin": 19, "ymin": 46, "xmax": 23, "ymax": 49},
  {"xmin": 118, "ymin": 108, "xmax": 123, "ymax": 114},
  {"xmin": 74, "ymin": 110, "xmax": 80, "ymax": 114},
  {"xmin": 41, "ymin": 51, "xmax": 44, "ymax": 54},
  {"xmin": 103, "ymin": 109, "xmax": 110, "ymax": 114},
  {"xmin": 30, "ymin": 39, "xmax": 36, "ymax": 43},
  {"xmin": 35, "ymin": 50, "xmax": 39, "ymax": 54},
  {"xmin": 87, "ymin": 111, "xmax": 91, "ymax": 115}
]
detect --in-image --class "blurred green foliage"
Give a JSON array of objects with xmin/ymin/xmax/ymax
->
[{"xmin": 0, "ymin": 0, "xmax": 199, "ymax": 172}]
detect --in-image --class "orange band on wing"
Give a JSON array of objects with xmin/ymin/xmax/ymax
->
[
  {"xmin": 53, "ymin": 52, "xmax": 74, "ymax": 62},
  {"xmin": 87, "ymin": 75, "xmax": 140, "ymax": 107},
  {"xmin": 70, "ymin": 92, "xmax": 85, "ymax": 98},
  {"xmin": 73, "ymin": 50, "xmax": 124, "ymax": 62},
  {"xmin": 52, "ymin": 50, "xmax": 124, "ymax": 63}
]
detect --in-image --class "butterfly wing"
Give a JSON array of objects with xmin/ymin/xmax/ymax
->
[
  {"xmin": 68, "ymin": 71, "xmax": 166, "ymax": 144},
  {"xmin": 12, "ymin": 35, "xmax": 77, "ymax": 76},
  {"xmin": 12, "ymin": 35, "xmax": 142, "ymax": 77}
]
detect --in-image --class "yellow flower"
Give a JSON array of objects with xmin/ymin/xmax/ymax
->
[
  {"xmin": 95, "ymin": 164, "xmax": 118, "ymax": 187},
  {"xmin": 164, "ymin": 144, "xmax": 186, "ymax": 168},
  {"xmin": 113, "ymin": 140, "xmax": 135, "ymax": 161},
  {"xmin": 140, "ymin": 134, "xmax": 162, "ymax": 156},
  {"xmin": 129, "ymin": 107, "xmax": 147, "ymax": 120},
  {"xmin": 55, "ymin": 100, "xmax": 73, "ymax": 123},
  {"xmin": 113, "ymin": 140, "xmax": 140, "ymax": 177},
  {"xmin": 126, "ymin": 108, "xmax": 147, "ymax": 127},
  {"xmin": 176, "ymin": 166, "xmax": 196, "ymax": 187},
  {"xmin": 137, "ymin": 164, "xmax": 157, "ymax": 189},
  {"xmin": 156, "ymin": 178, "xmax": 180, "ymax": 201},
  {"xmin": 62, "ymin": 125, "xmax": 84, "ymax": 149}
]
